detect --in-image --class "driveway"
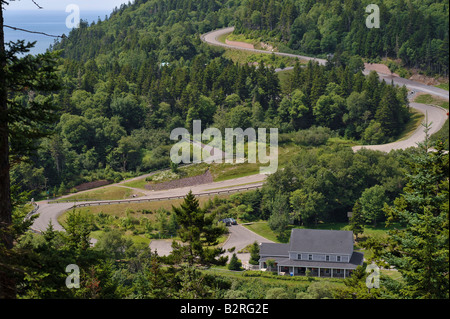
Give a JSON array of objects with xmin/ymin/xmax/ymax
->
[
  {"xmin": 149, "ymin": 224, "xmax": 274, "ymax": 264},
  {"xmin": 221, "ymin": 224, "xmax": 274, "ymax": 265}
]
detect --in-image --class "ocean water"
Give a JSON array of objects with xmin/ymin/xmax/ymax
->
[{"xmin": 4, "ymin": 10, "xmax": 111, "ymax": 55}]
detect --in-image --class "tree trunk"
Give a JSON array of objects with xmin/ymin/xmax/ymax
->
[
  {"xmin": 0, "ymin": 2, "xmax": 12, "ymax": 249},
  {"xmin": 0, "ymin": 2, "xmax": 16, "ymax": 299}
]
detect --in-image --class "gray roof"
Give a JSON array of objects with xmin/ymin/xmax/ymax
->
[
  {"xmin": 259, "ymin": 243, "xmax": 289, "ymax": 257},
  {"xmin": 288, "ymin": 229, "xmax": 354, "ymax": 255}
]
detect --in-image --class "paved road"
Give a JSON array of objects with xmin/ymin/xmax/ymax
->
[
  {"xmin": 201, "ymin": 27, "xmax": 327, "ymax": 66},
  {"xmin": 352, "ymin": 102, "xmax": 448, "ymax": 152},
  {"xmin": 30, "ymin": 27, "xmax": 448, "ymax": 256},
  {"xmin": 202, "ymin": 27, "xmax": 448, "ymax": 153},
  {"xmin": 31, "ymin": 173, "xmax": 267, "ymax": 233}
]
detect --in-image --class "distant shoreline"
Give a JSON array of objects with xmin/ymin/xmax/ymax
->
[{"xmin": 3, "ymin": 9, "xmax": 110, "ymax": 55}]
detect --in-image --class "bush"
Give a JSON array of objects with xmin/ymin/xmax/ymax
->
[
  {"xmin": 228, "ymin": 253, "xmax": 242, "ymax": 271},
  {"xmin": 265, "ymin": 287, "xmax": 290, "ymax": 299},
  {"xmin": 293, "ymin": 126, "xmax": 332, "ymax": 146},
  {"xmin": 362, "ymin": 120, "xmax": 386, "ymax": 145},
  {"xmin": 296, "ymin": 281, "xmax": 335, "ymax": 299},
  {"xmin": 249, "ymin": 242, "xmax": 260, "ymax": 265}
]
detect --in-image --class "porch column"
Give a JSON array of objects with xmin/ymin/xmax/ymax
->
[
  {"xmin": 331, "ymin": 268, "xmax": 333, "ymax": 278},
  {"xmin": 344, "ymin": 269, "xmax": 346, "ymax": 279},
  {"xmin": 318, "ymin": 267, "xmax": 320, "ymax": 277}
]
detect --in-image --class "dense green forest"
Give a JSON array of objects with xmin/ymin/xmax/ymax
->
[
  {"xmin": 1, "ymin": 0, "xmax": 448, "ymax": 301},
  {"xmin": 9, "ymin": 143, "xmax": 449, "ymax": 299},
  {"xmin": 234, "ymin": 0, "xmax": 449, "ymax": 76},
  {"xmin": 10, "ymin": 0, "xmax": 413, "ymax": 199}
]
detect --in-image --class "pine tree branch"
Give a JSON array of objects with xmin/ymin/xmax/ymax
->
[
  {"xmin": 31, "ymin": 0, "xmax": 43, "ymax": 9},
  {"xmin": 4, "ymin": 25, "xmax": 64, "ymax": 38}
]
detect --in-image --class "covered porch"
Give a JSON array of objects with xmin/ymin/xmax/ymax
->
[
  {"xmin": 259, "ymin": 252, "xmax": 363, "ymax": 279},
  {"xmin": 277, "ymin": 265, "xmax": 353, "ymax": 278}
]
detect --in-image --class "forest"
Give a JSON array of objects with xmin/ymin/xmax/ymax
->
[
  {"xmin": 234, "ymin": 0, "xmax": 449, "ymax": 76},
  {"xmin": 0, "ymin": 0, "xmax": 448, "ymax": 301},
  {"xmin": 11, "ymin": 0, "xmax": 413, "ymax": 199}
]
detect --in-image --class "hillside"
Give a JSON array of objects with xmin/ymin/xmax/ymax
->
[
  {"xmin": 2, "ymin": 0, "xmax": 448, "ymax": 302},
  {"xmin": 233, "ymin": 0, "xmax": 449, "ymax": 77},
  {"xmin": 11, "ymin": 0, "xmax": 422, "ymax": 200}
]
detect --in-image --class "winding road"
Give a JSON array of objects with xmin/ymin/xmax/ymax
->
[
  {"xmin": 30, "ymin": 27, "xmax": 448, "ymax": 261},
  {"xmin": 202, "ymin": 27, "xmax": 449, "ymax": 153}
]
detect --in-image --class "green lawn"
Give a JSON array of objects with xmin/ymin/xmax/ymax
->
[
  {"xmin": 58, "ymin": 193, "xmax": 231, "ymax": 246},
  {"xmin": 90, "ymin": 230, "xmax": 151, "ymax": 246},
  {"xmin": 120, "ymin": 178, "xmax": 149, "ymax": 189},
  {"xmin": 226, "ymin": 33, "xmax": 260, "ymax": 46},
  {"xmin": 216, "ymin": 31, "xmax": 231, "ymax": 44},
  {"xmin": 59, "ymin": 186, "xmax": 145, "ymax": 202},
  {"xmin": 243, "ymin": 220, "xmax": 397, "ymax": 244},
  {"xmin": 243, "ymin": 221, "xmax": 281, "ymax": 243},
  {"xmin": 435, "ymin": 83, "xmax": 449, "ymax": 91},
  {"xmin": 396, "ymin": 109, "xmax": 425, "ymax": 141},
  {"xmin": 414, "ymin": 93, "xmax": 449, "ymax": 109},
  {"xmin": 57, "ymin": 193, "xmax": 232, "ymax": 228}
]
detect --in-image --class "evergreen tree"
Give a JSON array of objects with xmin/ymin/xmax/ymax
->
[
  {"xmin": 349, "ymin": 200, "xmax": 365, "ymax": 240},
  {"xmin": 249, "ymin": 241, "xmax": 260, "ymax": 266},
  {"xmin": 1, "ymin": 0, "xmax": 60, "ymax": 298},
  {"xmin": 171, "ymin": 191, "xmax": 226, "ymax": 266},
  {"xmin": 228, "ymin": 253, "xmax": 242, "ymax": 271},
  {"xmin": 381, "ymin": 141, "xmax": 449, "ymax": 299}
]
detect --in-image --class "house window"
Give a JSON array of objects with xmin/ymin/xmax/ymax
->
[
  {"xmin": 337, "ymin": 256, "xmax": 341, "ymax": 262},
  {"xmin": 297, "ymin": 254, "xmax": 302, "ymax": 260},
  {"xmin": 326, "ymin": 255, "xmax": 330, "ymax": 261},
  {"xmin": 308, "ymin": 254, "xmax": 312, "ymax": 261}
]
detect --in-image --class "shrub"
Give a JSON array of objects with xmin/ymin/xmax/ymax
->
[
  {"xmin": 265, "ymin": 287, "xmax": 290, "ymax": 299},
  {"xmin": 228, "ymin": 253, "xmax": 242, "ymax": 271},
  {"xmin": 293, "ymin": 126, "xmax": 332, "ymax": 146}
]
